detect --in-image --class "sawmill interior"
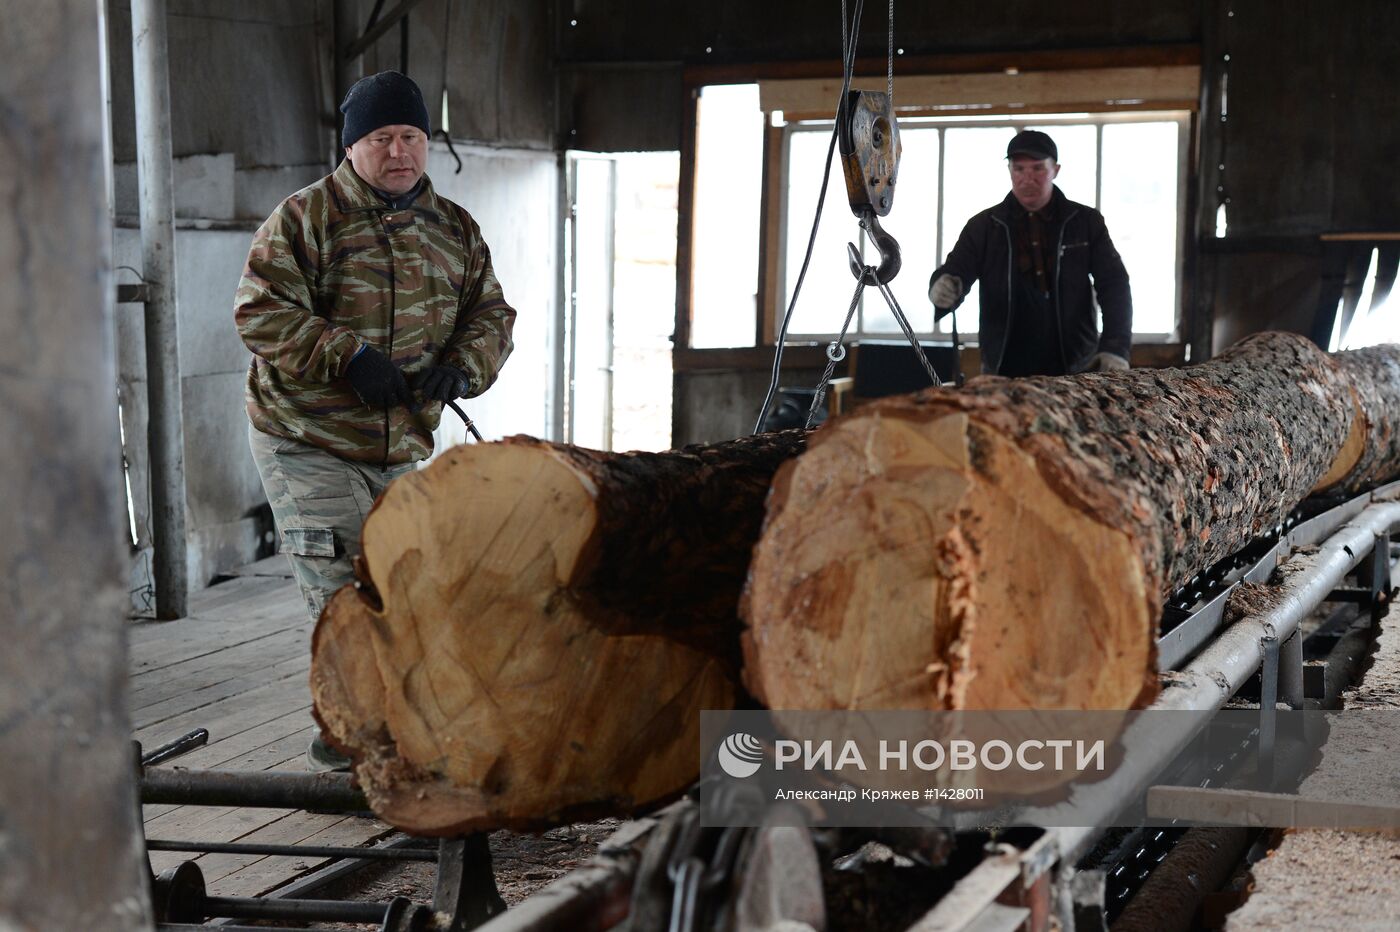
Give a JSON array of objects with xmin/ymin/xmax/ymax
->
[{"xmin": 7, "ymin": 1, "xmax": 1400, "ymax": 930}]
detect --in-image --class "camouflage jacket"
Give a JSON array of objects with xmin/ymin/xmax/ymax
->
[{"xmin": 235, "ymin": 159, "xmax": 515, "ymax": 465}]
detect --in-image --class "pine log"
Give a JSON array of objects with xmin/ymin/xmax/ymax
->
[
  {"xmin": 310, "ymin": 430, "xmax": 806, "ymax": 835},
  {"xmin": 1331, "ymin": 345, "xmax": 1400, "ymax": 493},
  {"xmin": 742, "ymin": 332, "xmax": 1368, "ymax": 713}
]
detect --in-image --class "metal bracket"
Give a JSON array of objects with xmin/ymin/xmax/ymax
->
[{"xmin": 435, "ymin": 835, "xmax": 506, "ymax": 931}]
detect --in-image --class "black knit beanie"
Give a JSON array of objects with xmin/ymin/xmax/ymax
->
[{"xmin": 340, "ymin": 71, "xmax": 431, "ymax": 148}]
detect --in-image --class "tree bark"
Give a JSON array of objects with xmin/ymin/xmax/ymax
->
[
  {"xmin": 742, "ymin": 332, "xmax": 1370, "ymax": 713},
  {"xmin": 310, "ymin": 430, "xmax": 806, "ymax": 835}
]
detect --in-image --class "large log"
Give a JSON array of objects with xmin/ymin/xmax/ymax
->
[
  {"xmin": 1332, "ymin": 345, "xmax": 1400, "ymax": 493},
  {"xmin": 742, "ymin": 332, "xmax": 1375, "ymax": 713},
  {"xmin": 310, "ymin": 431, "xmax": 806, "ymax": 835}
]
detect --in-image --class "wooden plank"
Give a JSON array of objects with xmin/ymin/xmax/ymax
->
[
  {"xmin": 207, "ymin": 815, "xmax": 394, "ymax": 895},
  {"xmin": 193, "ymin": 811, "xmax": 351, "ymax": 885},
  {"xmin": 221, "ymin": 554, "xmax": 295, "ymax": 577},
  {"xmin": 128, "ymin": 576, "xmax": 288, "ymax": 640},
  {"xmin": 134, "ymin": 673, "xmax": 311, "ymax": 749},
  {"xmin": 1321, "ymin": 232, "xmax": 1400, "ymax": 242},
  {"xmin": 781, "ymin": 99, "xmax": 1199, "ymax": 122},
  {"xmin": 133, "ymin": 653, "xmax": 309, "ymax": 731},
  {"xmin": 761, "ymin": 66, "xmax": 1200, "ymax": 118},
  {"xmin": 128, "ymin": 587, "xmax": 303, "ymax": 655},
  {"xmin": 145, "ymin": 806, "xmax": 298, "ymax": 875},
  {"xmin": 1146, "ymin": 786, "xmax": 1400, "ymax": 828},
  {"xmin": 757, "ymin": 121, "xmax": 784, "ymax": 347},
  {"xmin": 129, "ymin": 624, "xmax": 309, "ymax": 708},
  {"xmin": 129, "ymin": 599, "xmax": 306, "ymax": 673}
]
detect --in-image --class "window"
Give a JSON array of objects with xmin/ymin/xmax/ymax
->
[
  {"xmin": 777, "ymin": 111, "xmax": 1189, "ymax": 343},
  {"xmin": 689, "ymin": 84, "xmax": 764, "ymax": 348}
]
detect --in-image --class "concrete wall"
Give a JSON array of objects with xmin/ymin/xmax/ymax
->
[
  {"xmin": 115, "ymin": 226, "xmax": 273, "ymax": 595},
  {"xmin": 108, "ymin": 1, "xmax": 333, "ymax": 221}
]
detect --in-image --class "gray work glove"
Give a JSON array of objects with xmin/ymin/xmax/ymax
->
[
  {"xmin": 1088, "ymin": 352, "xmax": 1131, "ymax": 372},
  {"xmin": 412, "ymin": 365, "xmax": 471, "ymax": 403},
  {"xmin": 345, "ymin": 345, "xmax": 412, "ymax": 408},
  {"xmin": 928, "ymin": 274, "xmax": 963, "ymax": 309}
]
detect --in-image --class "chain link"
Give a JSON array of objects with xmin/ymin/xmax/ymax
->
[{"xmin": 887, "ymin": 0, "xmax": 894, "ymax": 106}]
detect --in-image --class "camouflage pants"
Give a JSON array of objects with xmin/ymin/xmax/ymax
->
[{"xmin": 248, "ymin": 425, "xmax": 415, "ymax": 623}]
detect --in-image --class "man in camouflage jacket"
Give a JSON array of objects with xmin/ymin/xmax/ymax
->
[{"xmin": 235, "ymin": 72, "xmax": 514, "ymax": 768}]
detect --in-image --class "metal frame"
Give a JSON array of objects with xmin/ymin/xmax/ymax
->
[
  {"xmin": 918, "ymin": 489, "xmax": 1400, "ymax": 931},
  {"xmin": 138, "ymin": 765, "xmax": 502, "ymax": 931}
]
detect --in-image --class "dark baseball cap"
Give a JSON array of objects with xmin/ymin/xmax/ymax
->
[{"xmin": 1006, "ymin": 130, "xmax": 1057, "ymax": 161}]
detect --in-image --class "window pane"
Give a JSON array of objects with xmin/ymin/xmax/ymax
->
[
  {"xmin": 939, "ymin": 127, "xmax": 1014, "ymax": 333},
  {"xmin": 691, "ymin": 85, "xmax": 761, "ymax": 348},
  {"xmin": 1024, "ymin": 124, "xmax": 1097, "ymax": 207},
  {"xmin": 783, "ymin": 128, "xmax": 862, "ymax": 337},
  {"xmin": 866, "ymin": 126, "xmax": 939, "ymax": 334},
  {"xmin": 1101, "ymin": 121, "xmax": 1179, "ymax": 335}
]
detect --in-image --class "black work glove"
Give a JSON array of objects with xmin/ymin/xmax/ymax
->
[
  {"xmin": 412, "ymin": 365, "xmax": 471, "ymax": 404},
  {"xmin": 344, "ymin": 346, "xmax": 412, "ymax": 409}
]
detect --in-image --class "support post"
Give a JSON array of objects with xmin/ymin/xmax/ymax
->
[
  {"xmin": 132, "ymin": 0, "xmax": 189, "ymax": 618},
  {"xmin": 0, "ymin": 0, "xmax": 154, "ymax": 926},
  {"xmin": 435, "ymin": 835, "xmax": 506, "ymax": 930},
  {"xmin": 1280, "ymin": 630, "xmax": 1305, "ymax": 710},
  {"xmin": 1259, "ymin": 634, "xmax": 1280, "ymax": 788}
]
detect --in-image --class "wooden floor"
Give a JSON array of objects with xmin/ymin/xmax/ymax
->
[{"xmin": 131, "ymin": 557, "xmax": 394, "ymax": 897}]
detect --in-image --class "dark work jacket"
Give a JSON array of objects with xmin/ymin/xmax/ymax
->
[{"xmin": 929, "ymin": 186, "xmax": 1132, "ymax": 376}]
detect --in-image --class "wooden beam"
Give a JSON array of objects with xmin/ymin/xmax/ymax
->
[
  {"xmin": 341, "ymin": 0, "xmax": 429, "ymax": 61},
  {"xmin": 757, "ymin": 122, "xmax": 784, "ymax": 347},
  {"xmin": 683, "ymin": 43, "xmax": 1203, "ymax": 89},
  {"xmin": 1321, "ymin": 232, "xmax": 1400, "ymax": 242},
  {"xmin": 1147, "ymin": 786, "xmax": 1400, "ymax": 829},
  {"xmin": 760, "ymin": 66, "xmax": 1201, "ymax": 118}
]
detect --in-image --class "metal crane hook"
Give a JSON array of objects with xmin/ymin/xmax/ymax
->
[{"xmin": 846, "ymin": 210, "xmax": 902, "ymax": 286}]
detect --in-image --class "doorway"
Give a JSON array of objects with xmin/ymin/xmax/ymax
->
[{"xmin": 565, "ymin": 152, "xmax": 678, "ymax": 452}]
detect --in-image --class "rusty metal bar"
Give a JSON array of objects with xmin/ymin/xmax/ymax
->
[{"xmin": 140, "ymin": 768, "xmax": 368, "ymax": 811}]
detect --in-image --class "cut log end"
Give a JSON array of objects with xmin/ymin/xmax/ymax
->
[
  {"xmin": 745, "ymin": 409, "xmax": 1157, "ymax": 712},
  {"xmin": 312, "ymin": 441, "xmax": 738, "ymax": 835}
]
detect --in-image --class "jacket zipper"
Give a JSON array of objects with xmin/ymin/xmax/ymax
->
[
  {"xmin": 1053, "ymin": 208, "xmax": 1078, "ymax": 373},
  {"xmin": 991, "ymin": 216, "xmax": 1013, "ymax": 375},
  {"xmin": 380, "ymin": 214, "xmax": 395, "ymax": 470}
]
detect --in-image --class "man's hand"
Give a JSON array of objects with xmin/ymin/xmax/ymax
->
[
  {"xmin": 344, "ymin": 346, "xmax": 412, "ymax": 408},
  {"xmin": 1088, "ymin": 352, "xmax": 1130, "ymax": 373},
  {"xmin": 412, "ymin": 365, "xmax": 471, "ymax": 404},
  {"xmin": 928, "ymin": 274, "xmax": 963, "ymax": 309}
]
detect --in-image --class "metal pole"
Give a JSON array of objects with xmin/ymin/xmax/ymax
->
[
  {"xmin": 140, "ymin": 767, "xmax": 369, "ymax": 811},
  {"xmin": 131, "ymin": 0, "xmax": 189, "ymax": 619}
]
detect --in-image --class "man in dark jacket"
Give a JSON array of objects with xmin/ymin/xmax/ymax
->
[{"xmin": 928, "ymin": 130, "xmax": 1132, "ymax": 376}]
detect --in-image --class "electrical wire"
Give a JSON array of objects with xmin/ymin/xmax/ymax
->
[{"xmin": 752, "ymin": 0, "xmax": 866, "ymax": 435}]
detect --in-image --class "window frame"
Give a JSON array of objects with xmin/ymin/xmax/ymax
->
[{"xmin": 773, "ymin": 109, "xmax": 1194, "ymax": 345}]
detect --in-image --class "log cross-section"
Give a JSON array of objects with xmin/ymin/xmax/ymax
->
[{"xmin": 311, "ymin": 430, "xmax": 806, "ymax": 835}]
